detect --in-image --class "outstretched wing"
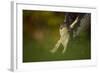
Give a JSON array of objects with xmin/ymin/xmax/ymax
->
[
  {"xmin": 73, "ymin": 13, "xmax": 91, "ymax": 37},
  {"xmin": 64, "ymin": 13, "xmax": 90, "ymax": 38}
]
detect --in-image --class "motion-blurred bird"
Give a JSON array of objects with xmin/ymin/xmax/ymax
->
[{"xmin": 50, "ymin": 13, "xmax": 79, "ymax": 53}]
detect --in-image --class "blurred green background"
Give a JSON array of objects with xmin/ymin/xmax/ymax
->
[{"xmin": 23, "ymin": 10, "xmax": 91, "ymax": 62}]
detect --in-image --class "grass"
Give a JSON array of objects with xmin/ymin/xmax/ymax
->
[{"xmin": 23, "ymin": 30, "xmax": 91, "ymax": 63}]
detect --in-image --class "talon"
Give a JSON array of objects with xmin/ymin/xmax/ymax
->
[
  {"xmin": 62, "ymin": 48, "xmax": 66, "ymax": 54},
  {"xmin": 62, "ymin": 50, "xmax": 66, "ymax": 54},
  {"xmin": 50, "ymin": 49, "xmax": 56, "ymax": 53}
]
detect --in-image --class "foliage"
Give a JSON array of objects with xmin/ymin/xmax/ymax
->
[{"xmin": 23, "ymin": 10, "xmax": 91, "ymax": 62}]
